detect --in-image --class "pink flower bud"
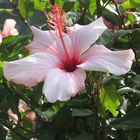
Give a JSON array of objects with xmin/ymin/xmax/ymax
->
[
  {"xmin": 0, "ymin": 19, "xmax": 18, "ymax": 43},
  {"xmin": 26, "ymin": 112, "xmax": 36, "ymax": 124}
]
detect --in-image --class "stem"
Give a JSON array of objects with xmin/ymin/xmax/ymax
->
[
  {"xmin": 77, "ymin": 7, "xmax": 87, "ymax": 24},
  {"xmin": 94, "ymin": 95, "xmax": 98, "ymax": 140},
  {"xmin": 96, "ymin": 0, "xmax": 102, "ymax": 17},
  {"xmin": 102, "ymin": 0, "xmax": 111, "ymax": 9},
  {"xmin": 111, "ymin": 0, "xmax": 126, "ymax": 29},
  {"xmin": 87, "ymin": 72, "xmax": 105, "ymax": 140},
  {"xmin": 111, "ymin": 0, "xmax": 140, "ymax": 69},
  {"xmin": 87, "ymin": 73, "xmax": 99, "ymax": 140}
]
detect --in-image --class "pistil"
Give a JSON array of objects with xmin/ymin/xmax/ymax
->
[{"xmin": 47, "ymin": 4, "xmax": 70, "ymax": 61}]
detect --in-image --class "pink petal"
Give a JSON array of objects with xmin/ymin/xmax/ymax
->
[
  {"xmin": 2, "ymin": 19, "xmax": 18, "ymax": 38},
  {"xmin": 4, "ymin": 53, "xmax": 60, "ymax": 87},
  {"xmin": 26, "ymin": 26, "xmax": 71, "ymax": 55},
  {"xmin": 78, "ymin": 45, "xmax": 134, "ymax": 75},
  {"xmin": 0, "ymin": 33, "xmax": 2, "ymax": 43},
  {"xmin": 43, "ymin": 68, "xmax": 86, "ymax": 103},
  {"xmin": 67, "ymin": 17, "xmax": 107, "ymax": 55}
]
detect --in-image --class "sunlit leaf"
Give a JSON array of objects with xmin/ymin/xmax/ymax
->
[
  {"xmin": 122, "ymin": 0, "xmax": 140, "ymax": 9},
  {"xmin": 99, "ymin": 84, "xmax": 120, "ymax": 117},
  {"xmin": 18, "ymin": 0, "xmax": 34, "ymax": 19},
  {"xmin": 34, "ymin": 0, "xmax": 47, "ymax": 11},
  {"xmin": 89, "ymin": 0, "xmax": 96, "ymax": 15}
]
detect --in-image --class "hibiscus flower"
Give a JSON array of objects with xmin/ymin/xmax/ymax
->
[
  {"xmin": 0, "ymin": 19, "xmax": 18, "ymax": 43},
  {"xmin": 3, "ymin": 5, "xmax": 134, "ymax": 103}
]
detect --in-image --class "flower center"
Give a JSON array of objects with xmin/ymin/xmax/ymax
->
[
  {"xmin": 61, "ymin": 57, "xmax": 81, "ymax": 72},
  {"xmin": 47, "ymin": 5, "xmax": 81, "ymax": 72}
]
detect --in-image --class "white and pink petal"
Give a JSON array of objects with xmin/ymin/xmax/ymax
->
[
  {"xmin": 78, "ymin": 45, "xmax": 134, "ymax": 75},
  {"xmin": 4, "ymin": 52, "xmax": 60, "ymax": 87},
  {"xmin": 26, "ymin": 26, "xmax": 71, "ymax": 56},
  {"xmin": 0, "ymin": 33, "xmax": 2, "ymax": 43},
  {"xmin": 67, "ymin": 17, "xmax": 107, "ymax": 55},
  {"xmin": 43, "ymin": 68, "xmax": 86, "ymax": 103}
]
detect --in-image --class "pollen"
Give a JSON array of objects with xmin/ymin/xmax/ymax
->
[{"xmin": 47, "ymin": 4, "xmax": 66, "ymax": 32}]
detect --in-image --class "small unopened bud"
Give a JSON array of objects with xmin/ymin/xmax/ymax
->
[{"xmin": 103, "ymin": 18, "xmax": 119, "ymax": 29}]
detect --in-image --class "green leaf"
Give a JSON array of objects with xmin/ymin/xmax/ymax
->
[
  {"xmin": 72, "ymin": 109, "xmax": 92, "ymax": 117},
  {"xmin": 55, "ymin": 0, "xmax": 63, "ymax": 6},
  {"xmin": 0, "ymin": 85, "xmax": 12, "ymax": 112},
  {"xmin": 0, "ymin": 61, "xmax": 3, "ymax": 78},
  {"xmin": 54, "ymin": 106, "xmax": 72, "ymax": 130},
  {"xmin": 78, "ymin": 0, "xmax": 90, "ymax": 8},
  {"xmin": 34, "ymin": 0, "xmax": 47, "ymax": 11},
  {"xmin": 22, "ymin": 116, "xmax": 33, "ymax": 129},
  {"xmin": 113, "ymin": 30, "xmax": 132, "ymax": 38},
  {"xmin": 41, "ymin": 109, "xmax": 56, "ymax": 120},
  {"xmin": 99, "ymin": 84, "xmax": 120, "ymax": 117},
  {"xmin": 7, "ymin": 92, "xmax": 19, "ymax": 115},
  {"xmin": 63, "ymin": 1, "xmax": 75, "ymax": 12},
  {"xmin": 110, "ymin": 107, "xmax": 140, "ymax": 129},
  {"xmin": 122, "ymin": 0, "xmax": 140, "ymax": 9},
  {"xmin": 32, "ymin": 83, "xmax": 43, "ymax": 102},
  {"xmin": 97, "ymin": 29, "xmax": 132, "ymax": 47},
  {"xmin": 117, "ymin": 87, "xmax": 140, "ymax": 95},
  {"xmin": 97, "ymin": 30, "xmax": 115, "ymax": 46},
  {"xmin": 18, "ymin": 0, "xmax": 34, "ymax": 19},
  {"xmin": 89, "ymin": 0, "xmax": 96, "ymax": 15}
]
